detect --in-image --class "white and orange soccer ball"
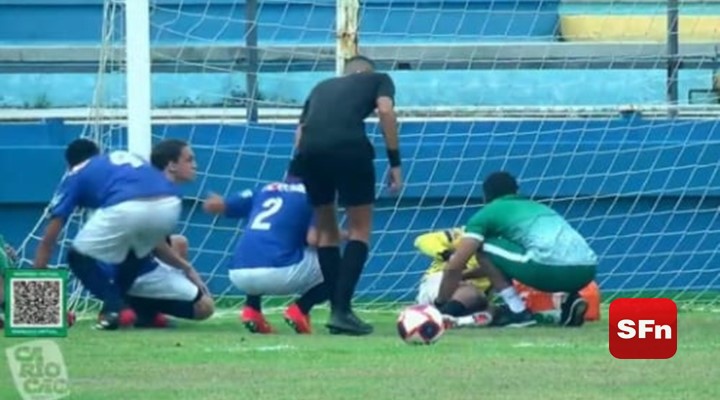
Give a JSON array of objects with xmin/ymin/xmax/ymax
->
[{"xmin": 397, "ymin": 305, "xmax": 445, "ymax": 345}]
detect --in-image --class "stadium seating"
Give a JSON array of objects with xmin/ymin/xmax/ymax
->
[
  {"xmin": 559, "ymin": 1, "xmax": 720, "ymax": 42},
  {"xmin": 0, "ymin": 1, "xmax": 717, "ymax": 108}
]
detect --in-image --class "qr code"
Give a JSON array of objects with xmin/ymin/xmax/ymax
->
[{"xmin": 11, "ymin": 279, "xmax": 62, "ymax": 327}]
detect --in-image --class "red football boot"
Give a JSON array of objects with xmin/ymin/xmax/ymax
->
[
  {"xmin": 67, "ymin": 311, "xmax": 76, "ymax": 327},
  {"xmin": 241, "ymin": 306, "xmax": 273, "ymax": 334},
  {"xmin": 283, "ymin": 303, "xmax": 312, "ymax": 334},
  {"xmin": 95, "ymin": 308, "xmax": 137, "ymax": 330},
  {"xmin": 135, "ymin": 312, "xmax": 175, "ymax": 329}
]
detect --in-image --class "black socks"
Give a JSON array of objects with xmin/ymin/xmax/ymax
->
[
  {"xmin": 317, "ymin": 246, "xmax": 341, "ymax": 293},
  {"xmin": 295, "ymin": 282, "xmax": 327, "ymax": 314},
  {"xmin": 245, "ymin": 295, "xmax": 262, "ymax": 311},
  {"xmin": 334, "ymin": 240, "xmax": 368, "ymax": 312}
]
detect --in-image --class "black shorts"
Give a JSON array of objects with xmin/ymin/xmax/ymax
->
[{"xmin": 299, "ymin": 148, "xmax": 376, "ymax": 207}]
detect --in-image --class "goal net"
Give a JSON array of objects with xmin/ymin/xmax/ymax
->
[{"xmin": 15, "ymin": 0, "xmax": 720, "ymax": 315}]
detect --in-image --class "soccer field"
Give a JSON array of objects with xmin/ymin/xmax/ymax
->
[{"xmin": 1, "ymin": 310, "xmax": 718, "ymax": 400}]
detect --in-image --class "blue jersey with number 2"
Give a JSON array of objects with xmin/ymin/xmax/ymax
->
[
  {"xmin": 226, "ymin": 181, "xmax": 313, "ymax": 269},
  {"xmin": 49, "ymin": 151, "xmax": 180, "ymax": 220}
]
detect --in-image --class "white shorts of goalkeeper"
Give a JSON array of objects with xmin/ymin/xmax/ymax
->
[
  {"xmin": 73, "ymin": 196, "xmax": 182, "ymax": 264},
  {"xmin": 416, "ymin": 272, "xmax": 443, "ymax": 306},
  {"xmin": 229, "ymin": 249, "xmax": 323, "ymax": 296}
]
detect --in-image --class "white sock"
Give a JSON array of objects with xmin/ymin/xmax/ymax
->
[{"xmin": 499, "ymin": 287, "xmax": 527, "ymax": 313}]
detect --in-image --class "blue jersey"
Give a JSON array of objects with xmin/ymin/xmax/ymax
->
[
  {"xmin": 226, "ymin": 181, "xmax": 313, "ymax": 269},
  {"xmin": 49, "ymin": 151, "xmax": 180, "ymax": 219}
]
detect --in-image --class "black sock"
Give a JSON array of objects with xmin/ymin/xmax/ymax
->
[
  {"xmin": 245, "ymin": 295, "xmax": 262, "ymax": 311},
  {"xmin": 295, "ymin": 283, "xmax": 328, "ymax": 314},
  {"xmin": 317, "ymin": 246, "xmax": 341, "ymax": 308},
  {"xmin": 440, "ymin": 300, "xmax": 469, "ymax": 317},
  {"xmin": 335, "ymin": 240, "xmax": 368, "ymax": 313}
]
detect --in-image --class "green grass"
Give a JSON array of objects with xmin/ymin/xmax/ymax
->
[{"xmin": 1, "ymin": 310, "xmax": 719, "ymax": 400}]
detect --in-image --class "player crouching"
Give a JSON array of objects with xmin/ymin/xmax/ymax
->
[
  {"xmin": 89, "ymin": 236, "xmax": 215, "ymax": 329},
  {"xmin": 203, "ymin": 159, "xmax": 326, "ymax": 334},
  {"xmin": 120, "ymin": 234, "xmax": 214, "ymax": 327},
  {"xmin": 71, "ymin": 139, "xmax": 213, "ymax": 329}
]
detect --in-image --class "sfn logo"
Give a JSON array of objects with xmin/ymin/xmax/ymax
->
[
  {"xmin": 5, "ymin": 340, "xmax": 70, "ymax": 400},
  {"xmin": 609, "ymin": 298, "xmax": 677, "ymax": 360}
]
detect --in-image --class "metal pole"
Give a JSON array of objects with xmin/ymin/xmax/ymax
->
[
  {"xmin": 667, "ymin": 0, "xmax": 679, "ymax": 116},
  {"xmin": 246, "ymin": 0, "xmax": 259, "ymax": 123},
  {"xmin": 336, "ymin": 0, "xmax": 359, "ymax": 76},
  {"xmin": 124, "ymin": 0, "xmax": 152, "ymax": 158}
]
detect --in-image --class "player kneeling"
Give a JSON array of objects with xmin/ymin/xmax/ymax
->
[
  {"xmin": 124, "ymin": 234, "xmax": 214, "ymax": 327},
  {"xmin": 437, "ymin": 171, "xmax": 598, "ymax": 327},
  {"xmin": 414, "ymin": 227, "xmax": 494, "ymax": 328},
  {"xmin": 91, "ymin": 234, "xmax": 214, "ymax": 328},
  {"xmin": 203, "ymin": 159, "xmax": 325, "ymax": 334}
]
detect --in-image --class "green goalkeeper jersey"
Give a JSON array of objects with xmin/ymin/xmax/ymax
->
[{"xmin": 464, "ymin": 195, "xmax": 598, "ymax": 267}]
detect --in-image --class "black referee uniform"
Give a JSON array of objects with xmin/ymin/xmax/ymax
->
[
  {"xmin": 296, "ymin": 65, "xmax": 397, "ymax": 335},
  {"xmin": 297, "ymin": 71, "xmax": 395, "ymax": 208}
]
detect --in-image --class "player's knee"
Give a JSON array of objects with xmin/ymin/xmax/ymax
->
[
  {"xmin": 170, "ymin": 234, "xmax": 189, "ymax": 259},
  {"xmin": 452, "ymin": 284, "xmax": 488, "ymax": 312},
  {"xmin": 346, "ymin": 205, "xmax": 372, "ymax": 242},
  {"xmin": 314, "ymin": 205, "xmax": 341, "ymax": 246},
  {"xmin": 193, "ymin": 295, "xmax": 214, "ymax": 320}
]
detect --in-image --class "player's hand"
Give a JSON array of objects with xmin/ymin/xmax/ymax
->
[
  {"xmin": 388, "ymin": 166, "xmax": 402, "ymax": 193},
  {"xmin": 202, "ymin": 193, "xmax": 226, "ymax": 215},
  {"xmin": 186, "ymin": 268, "xmax": 210, "ymax": 295}
]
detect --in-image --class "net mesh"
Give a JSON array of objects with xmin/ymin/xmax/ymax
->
[{"xmin": 13, "ymin": 0, "xmax": 720, "ymax": 315}]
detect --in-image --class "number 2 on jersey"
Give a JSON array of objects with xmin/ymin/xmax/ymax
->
[{"xmin": 250, "ymin": 197, "xmax": 283, "ymax": 230}]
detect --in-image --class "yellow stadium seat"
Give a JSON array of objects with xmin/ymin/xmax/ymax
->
[{"xmin": 560, "ymin": 15, "xmax": 720, "ymax": 42}]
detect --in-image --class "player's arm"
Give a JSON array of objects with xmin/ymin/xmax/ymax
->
[
  {"xmin": 462, "ymin": 266, "xmax": 489, "ymax": 280},
  {"xmin": 414, "ymin": 229, "xmax": 455, "ymax": 261},
  {"xmin": 34, "ymin": 177, "xmax": 78, "ymax": 269},
  {"xmin": 436, "ymin": 238, "xmax": 480, "ymax": 304},
  {"xmin": 436, "ymin": 216, "xmax": 489, "ymax": 304},
  {"xmin": 376, "ymin": 73, "xmax": 402, "ymax": 189},
  {"xmin": 155, "ymin": 241, "xmax": 194, "ymax": 272},
  {"xmin": 203, "ymin": 189, "xmax": 253, "ymax": 219},
  {"xmin": 154, "ymin": 240, "xmax": 209, "ymax": 295}
]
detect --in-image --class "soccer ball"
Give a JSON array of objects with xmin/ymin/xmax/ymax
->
[{"xmin": 397, "ymin": 305, "xmax": 445, "ymax": 345}]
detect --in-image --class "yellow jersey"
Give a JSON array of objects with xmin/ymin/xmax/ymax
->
[{"xmin": 413, "ymin": 227, "xmax": 492, "ymax": 294}]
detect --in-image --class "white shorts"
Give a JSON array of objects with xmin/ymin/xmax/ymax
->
[
  {"xmin": 73, "ymin": 197, "xmax": 182, "ymax": 264},
  {"xmin": 229, "ymin": 249, "xmax": 323, "ymax": 296},
  {"xmin": 416, "ymin": 272, "xmax": 443, "ymax": 306},
  {"xmin": 127, "ymin": 261, "xmax": 199, "ymax": 302}
]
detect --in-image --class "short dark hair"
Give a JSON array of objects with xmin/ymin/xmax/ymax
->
[
  {"xmin": 482, "ymin": 171, "xmax": 519, "ymax": 203},
  {"xmin": 151, "ymin": 139, "xmax": 188, "ymax": 170},
  {"xmin": 344, "ymin": 55, "xmax": 376, "ymax": 75},
  {"xmin": 65, "ymin": 138, "xmax": 100, "ymax": 168}
]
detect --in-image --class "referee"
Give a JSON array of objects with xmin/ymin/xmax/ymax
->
[{"xmin": 295, "ymin": 55, "xmax": 401, "ymax": 335}]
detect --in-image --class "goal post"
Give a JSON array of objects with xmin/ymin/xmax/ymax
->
[
  {"xmin": 336, "ymin": 0, "xmax": 360, "ymax": 75},
  {"xmin": 124, "ymin": 0, "xmax": 153, "ymax": 159}
]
